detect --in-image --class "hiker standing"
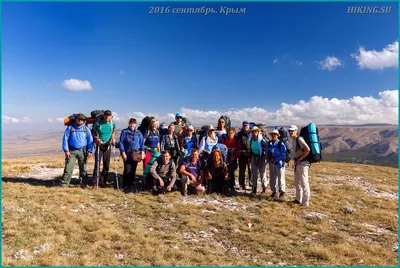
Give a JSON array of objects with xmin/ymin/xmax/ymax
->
[
  {"xmin": 223, "ymin": 128, "xmax": 239, "ymax": 192},
  {"xmin": 205, "ymin": 149, "xmax": 229, "ymax": 195},
  {"xmin": 91, "ymin": 110, "xmax": 116, "ymax": 188},
  {"xmin": 198, "ymin": 125, "xmax": 218, "ymax": 168},
  {"xmin": 179, "ymin": 149, "xmax": 205, "ymax": 196},
  {"xmin": 248, "ymin": 126, "xmax": 268, "ymax": 194},
  {"xmin": 172, "ymin": 112, "xmax": 185, "ymax": 136},
  {"xmin": 237, "ymin": 120, "xmax": 252, "ymax": 190},
  {"xmin": 119, "ymin": 118, "xmax": 145, "ymax": 192},
  {"xmin": 61, "ymin": 113, "xmax": 94, "ymax": 187},
  {"xmin": 143, "ymin": 119, "xmax": 161, "ymax": 169},
  {"xmin": 267, "ymin": 129, "xmax": 286, "ymax": 200},
  {"xmin": 180, "ymin": 125, "xmax": 197, "ymax": 155},
  {"xmin": 288, "ymin": 125, "xmax": 311, "ymax": 206},
  {"xmin": 160, "ymin": 123, "xmax": 181, "ymax": 167},
  {"xmin": 216, "ymin": 116, "xmax": 227, "ymax": 143},
  {"xmin": 150, "ymin": 151, "xmax": 177, "ymax": 195}
]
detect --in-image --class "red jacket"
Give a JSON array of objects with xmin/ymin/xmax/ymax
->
[{"xmin": 223, "ymin": 137, "xmax": 240, "ymax": 159}]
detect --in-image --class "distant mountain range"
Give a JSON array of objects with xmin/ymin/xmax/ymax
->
[{"xmin": 2, "ymin": 125, "xmax": 398, "ymax": 167}]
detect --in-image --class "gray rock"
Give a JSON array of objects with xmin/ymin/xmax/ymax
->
[{"xmin": 342, "ymin": 206, "xmax": 356, "ymax": 214}]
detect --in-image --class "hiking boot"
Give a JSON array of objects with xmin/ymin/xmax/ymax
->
[
  {"xmin": 270, "ymin": 192, "xmax": 277, "ymax": 198},
  {"xmin": 182, "ymin": 190, "xmax": 188, "ymax": 197},
  {"xmin": 279, "ymin": 192, "xmax": 285, "ymax": 201},
  {"xmin": 262, "ymin": 187, "xmax": 266, "ymax": 194},
  {"xmin": 291, "ymin": 200, "xmax": 301, "ymax": 204}
]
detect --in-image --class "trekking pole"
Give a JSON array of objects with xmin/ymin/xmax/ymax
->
[
  {"xmin": 112, "ymin": 144, "xmax": 120, "ymax": 190},
  {"xmin": 96, "ymin": 144, "xmax": 100, "ymax": 191}
]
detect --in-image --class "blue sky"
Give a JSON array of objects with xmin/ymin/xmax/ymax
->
[{"xmin": 2, "ymin": 2, "xmax": 398, "ymax": 131}]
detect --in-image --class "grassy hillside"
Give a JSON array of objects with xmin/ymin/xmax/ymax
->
[{"xmin": 2, "ymin": 156, "xmax": 398, "ymax": 266}]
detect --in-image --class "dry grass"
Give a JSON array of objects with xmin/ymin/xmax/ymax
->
[{"xmin": 2, "ymin": 156, "xmax": 398, "ymax": 266}]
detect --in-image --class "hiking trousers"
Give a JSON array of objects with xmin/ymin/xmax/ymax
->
[
  {"xmin": 269, "ymin": 163, "xmax": 286, "ymax": 194},
  {"xmin": 294, "ymin": 161, "xmax": 310, "ymax": 206},
  {"xmin": 61, "ymin": 149, "xmax": 87, "ymax": 186},
  {"xmin": 181, "ymin": 175, "xmax": 205, "ymax": 194},
  {"xmin": 122, "ymin": 158, "xmax": 139, "ymax": 188},
  {"xmin": 238, "ymin": 155, "xmax": 251, "ymax": 188},
  {"xmin": 227, "ymin": 159, "xmax": 237, "ymax": 189},
  {"xmin": 251, "ymin": 156, "xmax": 267, "ymax": 193},
  {"xmin": 92, "ymin": 144, "xmax": 111, "ymax": 186}
]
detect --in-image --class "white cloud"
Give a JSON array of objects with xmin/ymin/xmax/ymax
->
[
  {"xmin": 2, "ymin": 116, "xmax": 20, "ymax": 124},
  {"xmin": 2, "ymin": 116, "xmax": 32, "ymax": 124},
  {"xmin": 56, "ymin": 118, "xmax": 64, "ymax": 123},
  {"xmin": 62, "ymin": 78, "xmax": 93, "ymax": 91},
  {"xmin": 47, "ymin": 118, "xmax": 53, "ymax": 123},
  {"xmin": 351, "ymin": 41, "xmax": 398, "ymax": 70},
  {"xmin": 273, "ymin": 58, "xmax": 279, "ymax": 64},
  {"xmin": 21, "ymin": 117, "xmax": 32, "ymax": 123},
  {"xmin": 295, "ymin": 61, "xmax": 303, "ymax": 66},
  {"xmin": 120, "ymin": 70, "xmax": 127, "ymax": 76},
  {"xmin": 317, "ymin": 56, "xmax": 343, "ymax": 71},
  {"xmin": 110, "ymin": 90, "xmax": 398, "ymax": 127}
]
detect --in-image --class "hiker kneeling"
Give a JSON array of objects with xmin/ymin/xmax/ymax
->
[
  {"xmin": 149, "ymin": 150, "xmax": 177, "ymax": 195},
  {"xmin": 205, "ymin": 149, "xmax": 229, "ymax": 195},
  {"xmin": 179, "ymin": 149, "xmax": 205, "ymax": 196}
]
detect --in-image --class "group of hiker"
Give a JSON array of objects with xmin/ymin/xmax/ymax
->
[{"xmin": 61, "ymin": 110, "xmax": 321, "ymax": 207}]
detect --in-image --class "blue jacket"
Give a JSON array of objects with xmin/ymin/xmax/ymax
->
[
  {"xmin": 267, "ymin": 139, "xmax": 286, "ymax": 168},
  {"xmin": 62, "ymin": 123, "xmax": 94, "ymax": 153},
  {"xmin": 119, "ymin": 128, "xmax": 145, "ymax": 157}
]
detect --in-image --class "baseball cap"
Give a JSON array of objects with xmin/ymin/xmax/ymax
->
[
  {"xmin": 288, "ymin": 125, "xmax": 298, "ymax": 131},
  {"xmin": 188, "ymin": 125, "xmax": 194, "ymax": 131},
  {"xmin": 208, "ymin": 125, "xmax": 215, "ymax": 131},
  {"xmin": 242, "ymin": 120, "xmax": 249, "ymax": 125},
  {"xmin": 175, "ymin": 112, "xmax": 182, "ymax": 118},
  {"xmin": 104, "ymin": 110, "xmax": 112, "ymax": 116},
  {"xmin": 251, "ymin": 126, "xmax": 259, "ymax": 132}
]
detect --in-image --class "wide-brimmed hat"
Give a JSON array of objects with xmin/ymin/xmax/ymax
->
[
  {"xmin": 288, "ymin": 125, "xmax": 298, "ymax": 131},
  {"xmin": 270, "ymin": 129, "xmax": 280, "ymax": 136},
  {"xmin": 75, "ymin": 113, "xmax": 87, "ymax": 120},
  {"xmin": 251, "ymin": 126, "xmax": 259, "ymax": 132}
]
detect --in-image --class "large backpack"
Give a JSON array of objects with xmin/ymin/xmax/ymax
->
[
  {"xmin": 275, "ymin": 127, "xmax": 293, "ymax": 163},
  {"xmin": 90, "ymin": 110, "xmax": 114, "ymax": 135},
  {"xmin": 182, "ymin": 117, "xmax": 191, "ymax": 126},
  {"xmin": 64, "ymin": 113, "xmax": 86, "ymax": 126},
  {"xmin": 298, "ymin": 123, "xmax": 322, "ymax": 163},
  {"xmin": 138, "ymin": 116, "xmax": 155, "ymax": 136},
  {"xmin": 198, "ymin": 125, "xmax": 210, "ymax": 144}
]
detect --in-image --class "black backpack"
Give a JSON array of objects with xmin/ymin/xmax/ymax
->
[
  {"xmin": 275, "ymin": 127, "xmax": 293, "ymax": 163},
  {"xmin": 198, "ymin": 125, "xmax": 210, "ymax": 144},
  {"xmin": 138, "ymin": 116, "xmax": 155, "ymax": 136},
  {"xmin": 298, "ymin": 123, "xmax": 322, "ymax": 163}
]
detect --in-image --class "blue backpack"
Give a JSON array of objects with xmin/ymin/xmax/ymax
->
[{"xmin": 298, "ymin": 123, "xmax": 322, "ymax": 163}]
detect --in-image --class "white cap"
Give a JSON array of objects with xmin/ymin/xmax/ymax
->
[{"xmin": 288, "ymin": 125, "xmax": 298, "ymax": 131}]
